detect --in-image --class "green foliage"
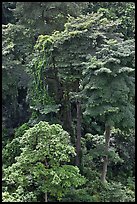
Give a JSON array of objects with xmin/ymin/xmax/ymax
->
[
  {"xmin": 108, "ymin": 128, "xmax": 135, "ymax": 179},
  {"xmin": 2, "ymin": 189, "xmax": 37, "ymax": 202},
  {"xmin": 84, "ymin": 133, "xmax": 123, "ymax": 165},
  {"xmin": 18, "ymin": 121, "xmax": 76, "ymax": 166},
  {"xmin": 14, "ymin": 2, "xmax": 87, "ymax": 35},
  {"xmin": 2, "ymin": 123, "xmax": 29, "ymax": 167},
  {"xmin": 61, "ymin": 180, "xmax": 135, "ymax": 202},
  {"xmin": 100, "ymin": 181, "xmax": 135, "ymax": 202},
  {"xmin": 81, "ymin": 155, "xmax": 134, "ymax": 202},
  {"xmin": 83, "ymin": 2, "xmax": 135, "ymax": 39},
  {"xmin": 2, "ymin": 23, "xmax": 33, "ymax": 129},
  {"xmin": 2, "ymin": 2, "xmax": 135, "ymax": 202},
  {"xmin": 38, "ymin": 165, "xmax": 86, "ymax": 200},
  {"xmin": 81, "ymin": 38, "xmax": 135, "ymax": 130},
  {"xmin": 30, "ymin": 11, "xmax": 123, "ymax": 112},
  {"xmin": 27, "ymin": 54, "xmax": 59, "ymax": 115},
  {"xmin": 14, "ymin": 123, "xmax": 30, "ymax": 138},
  {"xmin": 3, "ymin": 121, "xmax": 86, "ymax": 201},
  {"xmin": 84, "ymin": 128, "xmax": 134, "ymax": 168}
]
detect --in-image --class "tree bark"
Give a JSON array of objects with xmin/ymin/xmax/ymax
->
[
  {"xmin": 66, "ymin": 101, "xmax": 72, "ymax": 133},
  {"xmin": 101, "ymin": 124, "xmax": 111, "ymax": 184},
  {"xmin": 75, "ymin": 100, "xmax": 82, "ymax": 167}
]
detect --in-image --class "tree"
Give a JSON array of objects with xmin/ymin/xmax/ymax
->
[
  {"xmin": 30, "ymin": 10, "xmax": 131, "ymax": 168},
  {"xmin": 14, "ymin": 2, "xmax": 88, "ymax": 35},
  {"xmin": 2, "ymin": 123, "xmax": 29, "ymax": 167},
  {"xmin": 80, "ymin": 38, "xmax": 135, "ymax": 183},
  {"xmin": 2, "ymin": 3, "xmax": 135, "ymax": 202},
  {"xmin": 2, "ymin": 22, "xmax": 34, "ymax": 133},
  {"xmin": 2, "ymin": 2, "xmax": 88, "ymax": 140},
  {"xmin": 3, "ymin": 121, "xmax": 86, "ymax": 202},
  {"xmin": 83, "ymin": 2, "xmax": 135, "ymax": 40}
]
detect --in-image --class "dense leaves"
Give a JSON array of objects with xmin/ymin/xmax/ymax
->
[
  {"xmin": 3, "ymin": 122, "xmax": 86, "ymax": 202},
  {"xmin": 2, "ymin": 2, "xmax": 135, "ymax": 202},
  {"xmin": 80, "ymin": 38, "xmax": 135, "ymax": 129}
]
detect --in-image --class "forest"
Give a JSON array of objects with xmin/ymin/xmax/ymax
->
[{"xmin": 2, "ymin": 2, "xmax": 135, "ymax": 202}]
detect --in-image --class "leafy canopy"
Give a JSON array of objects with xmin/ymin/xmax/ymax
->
[
  {"xmin": 80, "ymin": 38, "xmax": 135, "ymax": 129},
  {"xmin": 3, "ymin": 121, "xmax": 86, "ymax": 201}
]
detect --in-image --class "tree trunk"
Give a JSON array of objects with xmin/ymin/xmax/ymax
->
[
  {"xmin": 62, "ymin": 91, "xmax": 72, "ymax": 134},
  {"xmin": 45, "ymin": 192, "xmax": 47, "ymax": 202},
  {"xmin": 101, "ymin": 124, "xmax": 111, "ymax": 184},
  {"xmin": 67, "ymin": 102, "xmax": 72, "ymax": 132},
  {"xmin": 75, "ymin": 101, "xmax": 82, "ymax": 167}
]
